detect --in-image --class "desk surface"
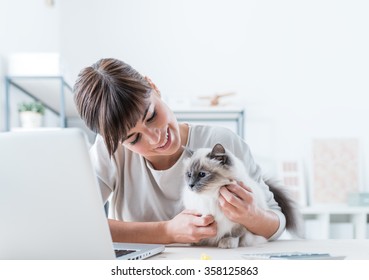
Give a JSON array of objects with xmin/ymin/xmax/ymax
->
[{"xmin": 151, "ymin": 239, "xmax": 369, "ymax": 260}]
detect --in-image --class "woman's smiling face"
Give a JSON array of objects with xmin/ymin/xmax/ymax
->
[{"xmin": 122, "ymin": 91, "xmax": 182, "ymax": 161}]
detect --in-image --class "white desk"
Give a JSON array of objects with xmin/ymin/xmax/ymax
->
[{"xmin": 151, "ymin": 239, "xmax": 369, "ymax": 260}]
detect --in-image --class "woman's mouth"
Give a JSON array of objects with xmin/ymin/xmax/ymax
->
[{"xmin": 156, "ymin": 128, "xmax": 171, "ymax": 150}]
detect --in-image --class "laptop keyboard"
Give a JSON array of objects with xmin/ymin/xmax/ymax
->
[{"xmin": 115, "ymin": 249, "xmax": 137, "ymax": 258}]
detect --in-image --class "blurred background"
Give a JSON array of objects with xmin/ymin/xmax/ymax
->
[{"xmin": 1, "ymin": 0, "xmax": 369, "ymax": 238}]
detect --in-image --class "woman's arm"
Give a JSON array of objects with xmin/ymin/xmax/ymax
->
[{"xmin": 108, "ymin": 209, "xmax": 217, "ymax": 244}]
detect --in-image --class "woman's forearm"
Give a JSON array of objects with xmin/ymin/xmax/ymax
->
[
  {"xmin": 108, "ymin": 219, "xmax": 172, "ymax": 244},
  {"xmin": 242, "ymin": 209, "xmax": 280, "ymax": 239},
  {"xmin": 108, "ymin": 210, "xmax": 217, "ymax": 244}
]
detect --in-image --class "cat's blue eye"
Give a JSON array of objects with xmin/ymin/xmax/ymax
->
[
  {"xmin": 186, "ymin": 172, "xmax": 192, "ymax": 177},
  {"xmin": 198, "ymin": 172, "xmax": 206, "ymax": 177}
]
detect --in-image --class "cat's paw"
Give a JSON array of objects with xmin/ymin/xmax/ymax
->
[
  {"xmin": 218, "ymin": 237, "xmax": 239, "ymax": 249},
  {"xmin": 191, "ymin": 239, "xmax": 210, "ymax": 247}
]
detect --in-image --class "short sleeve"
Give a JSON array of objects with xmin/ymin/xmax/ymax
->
[{"xmin": 89, "ymin": 135, "xmax": 118, "ymax": 203}]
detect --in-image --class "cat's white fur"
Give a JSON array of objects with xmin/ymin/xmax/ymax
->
[{"xmin": 182, "ymin": 146, "xmax": 269, "ymax": 248}]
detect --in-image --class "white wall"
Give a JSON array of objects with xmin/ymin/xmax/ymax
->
[
  {"xmin": 1, "ymin": 1, "xmax": 369, "ymax": 192},
  {"xmin": 59, "ymin": 0, "xmax": 369, "ymax": 188},
  {"xmin": 0, "ymin": 0, "xmax": 59, "ymax": 55},
  {"xmin": 0, "ymin": 0, "xmax": 60, "ymax": 129}
]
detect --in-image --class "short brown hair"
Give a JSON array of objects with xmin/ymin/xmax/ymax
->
[{"xmin": 73, "ymin": 58, "xmax": 151, "ymax": 155}]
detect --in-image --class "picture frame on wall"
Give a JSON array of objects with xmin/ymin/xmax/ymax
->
[{"xmin": 309, "ymin": 138, "xmax": 361, "ymax": 206}]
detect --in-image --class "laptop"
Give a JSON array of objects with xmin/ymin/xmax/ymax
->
[{"xmin": 0, "ymin": 128, "xmax": 164, "ymax": 260}]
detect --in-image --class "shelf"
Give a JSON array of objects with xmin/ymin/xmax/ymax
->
[
  {"xmin": 301, "ymin": 205, "xmax": 369, "ymax": 239},
  {"xmin": 4, "ymin": 75, "xmax": 78, "ymax": 131},
  {"xmin": 172, "ymin": 106, "xmax": 245, "ymax": 137},
  {"xmin": 301, "ymin": 205, "xmax": 369, "ymax": 215}
]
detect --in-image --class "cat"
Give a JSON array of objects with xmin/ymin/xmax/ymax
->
[{"xmin": 182, "ymin": 143, "xmax": 302, "ymax": 248}]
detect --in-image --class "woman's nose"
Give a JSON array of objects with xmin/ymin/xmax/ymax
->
[{"xmin": 146, "ymin": 127, "xmax": 161, "ymax": 145}]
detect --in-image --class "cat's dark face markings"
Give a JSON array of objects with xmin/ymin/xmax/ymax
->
[
  {"xmin": 185, "ymin": 143, "xmax": 233, "ymax": 192},
  {"xmin": 185, "ymin": 158, "xmax": 218, "ymax": 192}
]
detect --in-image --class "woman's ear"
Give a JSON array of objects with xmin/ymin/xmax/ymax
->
[{"xmin": 145, "ymin": 76, "xmax": 161, "ymax": 96}]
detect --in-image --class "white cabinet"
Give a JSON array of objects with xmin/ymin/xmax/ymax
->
[{"xmin": 301, "ymin": 205, "xmax": 369, "ymax": 239}]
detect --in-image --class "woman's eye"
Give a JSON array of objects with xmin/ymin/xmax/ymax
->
[
  {"xmin": 130, "ymin": 134, "xmax": 141, "ymax": 145},
  {"xmin": 147, "ymin": 110, "xmax": 157, "ymax": 122},
  {"xmin": 198, "ymin": 172, "xmax": 206, "ymax": 177}
]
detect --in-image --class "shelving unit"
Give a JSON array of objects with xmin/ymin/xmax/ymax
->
[
  {"xmin": 301, "ymin": 205, "xmax": 369, "ymax": 239},
  {"xmin": 3, "ymin": 75, "xmax": 78, "ymax": 131},
  {"xmin": 172, "ymin": 106, "xmax": 245, "ymax": 137}
]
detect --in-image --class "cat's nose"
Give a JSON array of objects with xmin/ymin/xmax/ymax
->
[{"xmin": 188, "ymin": 184, "xmax": 195, "ymax": 189}]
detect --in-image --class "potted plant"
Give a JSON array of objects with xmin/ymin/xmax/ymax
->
[{"xmin": 18, "ymin": 101, "xmax": 45, "ymax": 128}]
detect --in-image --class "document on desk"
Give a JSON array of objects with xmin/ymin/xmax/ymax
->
[{"xmin": 241, "ymin": 252, "xmax": 346, "ymax": 260}]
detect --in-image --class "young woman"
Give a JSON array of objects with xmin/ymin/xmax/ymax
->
[{"xmin": 73, "ymin": 58, "xmax": 286, "ymax": 244}]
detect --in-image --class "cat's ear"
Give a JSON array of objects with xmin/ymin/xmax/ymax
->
[
  {"xmin": 209, "ymin": 143, "xmax": 229, "ymax": 165},
  {"xmin": 212, "ymin": 143, "xmax": 225, "ymax": 154}
]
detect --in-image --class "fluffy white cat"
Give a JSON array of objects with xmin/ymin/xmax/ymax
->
[{"xmin": 182, "ymin": 143, "xmax": 302, "ymax": 248}]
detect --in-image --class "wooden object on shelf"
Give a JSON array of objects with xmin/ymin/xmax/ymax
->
[{"xmin": 198, "ymin": 92, "xmax": 236, "ymax": 106}]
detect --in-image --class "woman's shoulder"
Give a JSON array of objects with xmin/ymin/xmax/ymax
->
[
  {"xmin": 189, "ymin": 124, "xmax": 243, "ymax": 149},
  {"xmin": 90, "ymin": 134, "xmax": 108, "ymax": 157},
  {"xmin": 90, "ymin": 134, "xmax": 128, "ymax": 166}
]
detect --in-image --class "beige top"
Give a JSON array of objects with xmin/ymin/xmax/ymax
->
[{"xmin": 89, "ymin": 124, "xmax": 286, "ymax": 240}]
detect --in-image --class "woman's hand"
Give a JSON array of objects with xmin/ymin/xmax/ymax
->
[
  {"xmin": 165, "ymin": 209, "xmax": 217, "ymax": 244},
  {"xmin": 218, "ymin": 181, "xmax": 280, "ymax": 239},
  {"xmin": 219, "ymin": 181, "xmax": 260, "ymax": 226}
]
